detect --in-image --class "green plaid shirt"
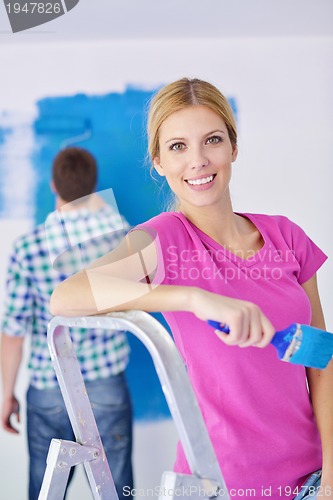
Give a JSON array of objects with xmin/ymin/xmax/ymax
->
[{"xmin": 2, "ymin": 204, "xmax": 130, "ymax": 389}]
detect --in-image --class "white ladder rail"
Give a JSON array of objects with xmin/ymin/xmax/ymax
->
[{"xmin": 39, "ymin": 310, "xmax": 230, "ymax": 500}]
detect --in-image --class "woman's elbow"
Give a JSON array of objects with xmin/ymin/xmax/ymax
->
[
  {"xmin": 50, "ymin": 273, "xmax": 97, "ymax": 317},
  {"xmin": 50, "ymin": 284, "xmax": 67, "ymax": 316},
  {"xmin": 50, "ymin": 278, "xmax": 78, "ymax": 316}
]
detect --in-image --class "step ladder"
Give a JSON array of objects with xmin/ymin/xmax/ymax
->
[{"xmin": 39, "ymin": 311, "xmax": 230, "ymax": 500}]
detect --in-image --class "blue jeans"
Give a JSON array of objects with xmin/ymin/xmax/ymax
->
[
  {"xmin": 27, "ymin": 374, "xmax": 133, "ymax": 500},
  {"xmin": 294, "ymin": 470, "xmax": 322, "ymax": 499}
]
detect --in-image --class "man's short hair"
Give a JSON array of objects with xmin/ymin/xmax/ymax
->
[{"xmin": 52, "ymin": 147, "xmax": 97, "ymax": 202}]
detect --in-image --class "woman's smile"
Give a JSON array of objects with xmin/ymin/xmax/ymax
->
[{"xmin": 184, "ymin": 173, "xmax": 217, "ymax": 189}]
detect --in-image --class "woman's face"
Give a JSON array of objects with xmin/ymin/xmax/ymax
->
[{"xmin": 154, "ymin": 105, "xmax": 237, "ymax": 212}]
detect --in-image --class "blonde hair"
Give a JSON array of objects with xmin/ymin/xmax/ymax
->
[{"xmin": 147, "ymin": 77, "xmax": 237, "ymax": 163}]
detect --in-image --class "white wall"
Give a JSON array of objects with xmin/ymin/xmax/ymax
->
[{"xmin": 0, "ymin": 36, "xmax": 332, "ymax": 498}]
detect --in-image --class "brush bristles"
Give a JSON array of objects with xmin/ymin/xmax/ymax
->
[{"xmin": 289, "ymin": 325, "xmax": 333, "ymax": 369}]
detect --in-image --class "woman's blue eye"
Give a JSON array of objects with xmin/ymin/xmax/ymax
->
[
  {"xmin": 170, "ymin": 142, "xmax": 185, "ymax": 151},
  {"xmin": 206, "ymin": 136, "xmax": 222, "ymax": 144}
]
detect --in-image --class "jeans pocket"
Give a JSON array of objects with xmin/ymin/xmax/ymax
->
[
  {"xmin": 85, "ymin": 375, "xmax": 133, "ymax": 451},
  {"xmin": 91, "ymin": 401, "xmax": 132, "ymax": 451},
  {"xmin": 27, "ymin": 385, "xmax": 73, "ymax": 452}
]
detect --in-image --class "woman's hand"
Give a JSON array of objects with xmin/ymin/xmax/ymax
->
[{"xmin": 190, "ymin": 288, "xmax": 275, "ymax": 348}]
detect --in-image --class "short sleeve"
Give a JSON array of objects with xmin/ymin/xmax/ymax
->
[
  {"xmin": 288, "ymin": 219, "xmax": 328, "ymax": 284},
  {"xmin": 1, "ymin": 240, "xmax": 34, "ymax": 337}
]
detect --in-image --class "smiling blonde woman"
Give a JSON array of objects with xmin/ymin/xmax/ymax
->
[{"xmin": 51, "ymin": 78, "xmax": 332, "ymax": 499}]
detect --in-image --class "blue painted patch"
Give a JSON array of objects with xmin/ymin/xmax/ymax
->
[
  {"xmin": 31, "ymin": 87, "xmax": 173, "ymax": 420},
  {"xmin": 32, "ymin": 89, "xmax": 168, "ymax": 227}
]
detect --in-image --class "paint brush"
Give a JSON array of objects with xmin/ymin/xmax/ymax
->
[{"xmin": 207, "ymin": 320, "xmax": 333, "ymax": 369}]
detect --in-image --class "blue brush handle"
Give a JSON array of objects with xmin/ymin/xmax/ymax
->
[
  {"xmin": 207, "ymin": 320, "xmax": 231, "ymax": 333},
  {"xmin": 207, "ymin": 319, "xmax": 297, "ymax": 359}
]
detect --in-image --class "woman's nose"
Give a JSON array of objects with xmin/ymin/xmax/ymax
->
[{"xmin": 189, "ymin": 148, "xmax": 208, "ymax": 170}]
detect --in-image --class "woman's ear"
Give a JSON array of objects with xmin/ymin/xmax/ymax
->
[
  {"xmin": 232, "ymin": 144, "xmax": 238, "ymax": 162},
  {"xmin": 153, "ymin": 157, "xmax": 165, "ymax": 177}
]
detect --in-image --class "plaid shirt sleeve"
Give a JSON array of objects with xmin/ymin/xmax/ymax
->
[{"xmin": 1, "ymin": 238, "xmax": 34, "ymax": 337}]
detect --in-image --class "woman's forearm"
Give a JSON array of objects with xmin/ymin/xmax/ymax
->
[
  {"xmin": 50, "ymin": 269, "xmax": 275, "ymax": 348},
  {"xmin": 50, "ymin": 269, "xmax": 197, "ymax": 317},
  {"xmin": 302, "ymin": 276, "xmax": 333, "ymax": 484},
  {"xmin": 307, "ymin": 363, "xmax": 333, "ymax": 483},
  {"xmin": 50, "ymin": 230, "xmax": 197, "ymax": 316}
]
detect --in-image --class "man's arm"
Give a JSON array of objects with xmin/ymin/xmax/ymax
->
[
  {"xmin": 1, "ymin": 333, "xmax": 24, "ymax": 434},
  {"xmin": 0, "ymin": 236, "xmax": 33, "ymax": 435},
  {"xmin": 303, "ymin": 274, "xmax": 333, "ymax": 496}
]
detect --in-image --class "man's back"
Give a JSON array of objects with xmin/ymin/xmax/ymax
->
[{"xmin": 2, "ymin": 202, "xmax": 130, "ymax": 389}]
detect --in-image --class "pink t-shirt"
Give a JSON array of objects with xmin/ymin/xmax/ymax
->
[{"xmin": 137, "ymin": 212, "xmax": 327, "ymax": 499}]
